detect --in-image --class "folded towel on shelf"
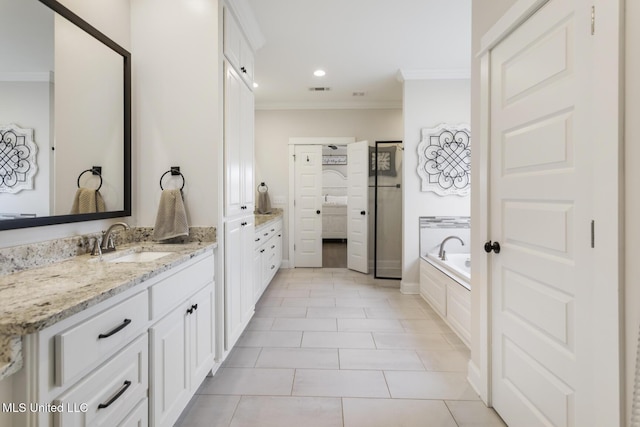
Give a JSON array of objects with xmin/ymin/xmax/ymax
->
[
  {"xmin": 153, "ymin": 189, "xmax": 189, "ymax": 241},
  {"xmin": 70, "ymin": 188, "xmax": 105, "ymax": 214}
]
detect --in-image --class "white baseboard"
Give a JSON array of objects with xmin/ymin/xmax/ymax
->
[
  {"xmin": 400, "ymin": 280, "xmax": 419, "ymax": 294},
  {"xmin": 467, "ymin": 360, "xmax": 488, "ymax": 404},
  {"xmin": 281, "ymin": 259, "xmax": 290, "ymax": 269}
]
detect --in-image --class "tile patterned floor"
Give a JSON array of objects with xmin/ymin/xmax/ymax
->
[{"xmin": 176, "ymin": 268, "xmax": 506, "ymax": 427}]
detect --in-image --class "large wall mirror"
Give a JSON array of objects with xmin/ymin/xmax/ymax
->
[{"xmin": 0, "ymin": 0, "xmax": 131, "ymax": 230}]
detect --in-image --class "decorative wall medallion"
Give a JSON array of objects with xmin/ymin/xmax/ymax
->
[
  {"xmin": 417, "ymin": 123, "xmax": 470, "ymax": 196},
  {"xmin": 0, "ymin": 124, "xmax": 38, "ymax": 193}
]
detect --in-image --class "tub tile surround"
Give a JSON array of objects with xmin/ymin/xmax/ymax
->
[{"xmin": 0, "ymin": 226, "xmax": 216, "ymax": 380}]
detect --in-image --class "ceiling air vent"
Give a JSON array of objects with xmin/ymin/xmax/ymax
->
[{"xmin": 309, "ymin": 87, "xmax": 331, "ymax": 92}]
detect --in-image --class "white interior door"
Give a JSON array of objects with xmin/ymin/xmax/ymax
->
[
  {"xmin": 347, "ymin": 140, "xmax": 369, "ymax": 273},
  {"xmin": 489, "ymin": 0, "xmax": 601, "ymax": 425},
  {"xmin": 294, "ymin": 145, "xmax": 322, "ymax": 267}
]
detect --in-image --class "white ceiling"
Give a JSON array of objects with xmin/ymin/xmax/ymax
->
[{"xmin": 246, "ymin": 0, "xmax": 472, "ymax": 110}]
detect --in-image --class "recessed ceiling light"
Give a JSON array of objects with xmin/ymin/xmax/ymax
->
[
  {"xmin": 253, "ymin": 82, "xmax": 259, "ymax": 88},
  {"xmin": 313, "ymin": 69, "xmax": 326, "ymax": 77}
]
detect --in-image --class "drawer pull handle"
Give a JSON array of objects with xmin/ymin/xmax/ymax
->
[
  {"xmin": 98, "ymin": 319, "xmax": 131, "ymax": 339},
  {"xmin": 271, "ymin": 228, "xmax": 275, "ymax": 232},
  {"xmin": 260, "ymin": 249, "xmax": 265, "ymax": 253},
  {"xmin": 255, "ymin": 238, "xmax": 261, "ymax": 242},
  {"xmin": 192, "ymin": 304, "xmax": 198, "ymax": 311},
  {"xmin": 98, "ymin": 380, "xmax": 132, "ymax": 409},
  {"xmin": 271, "ymin": 245, "xmax": 275, "ymax": 249},
  {"xmin": 271, "ymin": 265, "xmax": 275, "ymax": 270},
  {"xmin": 264, "ymin": 233, "xmax": 269, "ymax": 236},
  {"xmin": 278, "ymin": 234, "xmax": 281, "ymax": 237}
]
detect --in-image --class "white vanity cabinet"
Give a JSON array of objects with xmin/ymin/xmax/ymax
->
[
  {"xmin": 149, "ymin": 254, "xmax": 215, "ymax": 427},
  {"xmin": 253, "ymin": 218, "xmax": 283, "ymax": 301},
  {"xmin": 419, "ymin": 258, "xmax": 470, "ymax": 347},
  {"xmin": 224, "ymin": 216, "xmax": 255, "ymax": 351},
  {"xmin": 13, "ymin": 248, "xmax": 216, "ymax": 427}
]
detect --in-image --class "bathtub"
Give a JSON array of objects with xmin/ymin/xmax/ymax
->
[{"xmin": 423, "ymin": 253, "xmax": 470, "ymax": 290}]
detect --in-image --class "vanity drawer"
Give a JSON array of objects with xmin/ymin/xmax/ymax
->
[
  {"xmin": 54, "ymin": 333, "xmax": 148, "ymax": 427},
  {"xmin": 55, "ymin": 291, "xmax": 148, "ymax": 387},
  {"xmin": 149, "ymin": 253, "xmax": 215, "ymax": 320}
]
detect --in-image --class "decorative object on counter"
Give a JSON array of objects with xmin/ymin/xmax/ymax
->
[
  {"xmin": 70, "ymin": 166, "xmax": 106, "ymax": 214},
  {"xmin": 257, "ymin": 182, "xmax": 272, "ymax": 214},
  {"xmin": 368, "ymin": 146, "xmax": 397, "ymax": 177},
  {"xmin": 417, "ymin": 123, "xmax": 471, "ymax": 196},
  {"xmin": 0, "ymin": 124, "xmax": 38, "ymax": 193},
  {"xmin": 153, "ymin": 167, "xmax": 189, "ymax": 241}
]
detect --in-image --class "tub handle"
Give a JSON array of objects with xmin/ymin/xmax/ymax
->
[{"xmin": 484, "ymin": 241, "xmax": 501, "ymax": 254}]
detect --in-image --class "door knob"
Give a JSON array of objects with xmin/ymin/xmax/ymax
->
[
  {"xmin": 484, "ymin": 241, "xmax": 501, "ymax": 254},
  {"xmin": 360, "ymin": 211, "xmax": 366, "ymax": 215},
  {"xmin": 316, "ymin": 210, "xmax": 321, "ymax": 215}
]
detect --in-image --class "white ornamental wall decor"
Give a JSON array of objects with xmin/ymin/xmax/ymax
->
[
  {"xmin": 417, "ymin": 123, "xmax": 470, "ymax": 196},
  {"xmin": 0, "ymin": 124, "xmax": 38, "ymax": 193}
]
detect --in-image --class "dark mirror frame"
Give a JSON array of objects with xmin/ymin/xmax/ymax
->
[{"xmin": 0, "ymin": 0, "xmax": 131, "ymax": 231}]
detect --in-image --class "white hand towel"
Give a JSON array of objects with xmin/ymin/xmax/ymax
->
[
  {"xmin": 70, "ymin": 188, "xmax": 106, "ymax": 214},
  {"xmin": 153, "ymin": 189, "xmax": 189, "ymax": 241}
]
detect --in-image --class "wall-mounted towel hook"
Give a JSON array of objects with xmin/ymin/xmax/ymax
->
[
  {"xmin": 160, "ymin": 166, "xmax": 185, "ymax": 191},
  {"xmin": 77, "ymin": 166, "xmax": 103, "ymax": 190}
]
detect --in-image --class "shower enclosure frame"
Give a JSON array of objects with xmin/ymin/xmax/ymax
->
[{"xmin": 373, "ymin": 140, "xmax": 402, "ymax": 280}]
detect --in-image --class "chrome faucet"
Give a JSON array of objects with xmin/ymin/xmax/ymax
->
[
  {"xmin": 99, "ymin": 222, "xmax": 130, "ymax": 254},
  {"xmin": 438, "ymin": 236, "xmax": 464, "ymax": 261}
]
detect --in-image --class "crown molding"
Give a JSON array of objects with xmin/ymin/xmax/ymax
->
[
  {"xmin": 225, "ymin": 0, "xmax": 266, "ymax": 51},
  {"xmin": 396, "ymin": 68, "xmax": 470, "ymax": 82}
]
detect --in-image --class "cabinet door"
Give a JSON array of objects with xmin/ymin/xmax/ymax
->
[
  {"xmin": 239, "ymin": 38, "xmax": 255, "ymax": 87},
  {"xmin": 223, "ymin": 8, "xmax": 241, "ymax": 70},
  {"xmin": 240, "ymin": 83, "xmax": 255, "ymax": 211},
  {"xmin": 225, "ymin": 217, "xmax": 244, "ymax": 350},
  {"xmin": 189, "ymin": 284, "xmax": 215, "ymax": 388},
  {"xmin": 253, "ymin": 246, "xmax": 263, "ymax": 303},
  {"xmin": 224, "ymin": 62, "xmax": 243, "ymax": 217},
  {"xmin": 149, "ymin": 304, "xmax": 190, "ymax": 427},
  {"xmin": 240, "ymin": 217, "xmax": 255, "ymax": 324}
]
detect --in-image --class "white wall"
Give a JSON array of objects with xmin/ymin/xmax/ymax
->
[
  {"xmin": 626, "ymin": 1, "xmax": 640, "ymax": 423},
  {"xmin": 254, "ymin": 108, "xmax": 402, "ymax": 264},
  {"xmin": 131, "ymin": 0, "xmax": 220, "ymax": 227},
  {"xmin": 401, "ymin": 78, "xmax": 470, "ymax": 292}
]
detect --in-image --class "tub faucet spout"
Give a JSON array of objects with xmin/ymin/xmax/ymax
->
[{"xmin": 438, "ymin": 236, "xmax": 464, "ymax": 261}]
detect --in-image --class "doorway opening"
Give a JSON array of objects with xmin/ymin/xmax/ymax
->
[{"xmin": 322, "ymin": 144, "xmax": 348, "ymax": 268}]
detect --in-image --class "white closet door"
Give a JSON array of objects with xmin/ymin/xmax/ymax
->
[
  {"xmin": 488, "ymin": 0, "xmax": 604, "ymax": 425},
  {"xmin": 347, "ymin": 140, "xmax": 369, "ymax": 274},
  {"xmin": 294, "ymin": 145, "xmax": 323, "ymax": 267}
]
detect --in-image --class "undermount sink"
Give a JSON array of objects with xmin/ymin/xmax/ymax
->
[{"xmin": 106, "ymin": 251, "xmax": 172, "ymax": 263}]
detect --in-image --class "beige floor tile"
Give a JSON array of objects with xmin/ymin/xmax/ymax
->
[
  {"xmin": 288, "ymin": 282, "xmax": 335, "ymax": 290},
  {"xmin": 339, "ymin": 349, "xmax": 424, "ymax": 370},
  {"xmin": 307, "ymin": 307, "xmax": 367, "ymax": 319},
  {"xmin": 256, "ymin": 297, "xmax": 283, "ymax": 307},
  {"xmin": 400, "ymin": 319, "xmax": 451, "ymax": 334},
  {"xmin": 256, "ymin": 348, "xmax": 339, "ymax": 369},
  {"xmin": 271, "ymin": 317, "xmax": 337, "ymax": 331},
  {"xmin": 310, "ymin": 289, "xmax": 361, "ymax": 298},
  {"xmin": 199, "ymin": 368, "xmax": 295, "ymax": 396},
  {"xmin": 176, "ymin": 395, "xmax": 240, "ymax": 427},
  {"xmin": 281, "ymin": 297, "xmax": 336, "ymax": 307},
  {"xmin": 384, "ymin": 371, "xmax": 479, "ymax": 400},
  {"xmin": 335, "ymin": 298, "xmax": 391, "ymax": 308},
  {"xmin": 293, "ymin": 369, "xmax": 390, "ymax": 398},
  {"xmin": 301, "ymin": 332, "xmax": 376, "ymax": 349},
  {"xmin": 221, "ymin": 347, "xmax": 262, "ymax": 368},
  {"xmin": 236, "ymin": 331, "xmax": 302, "ymax": 347},
  {"xmin": 337, "ymin": 318, "xmax": 404, "ymax": 332},
  {"xmin": 364, "ymin": 307, "xmax": 429, "ymax": 319},
  {"xmin": 373, "ymin": 332, "xmax": 454, "ymax": 350},
  {"xmin": 262, "ymin": 289, "xmax": 312, "ymax": 298},
  {"xmin": 417, "ymin": 350, "xmax": 470, "ymax": 372},
  {"xmin": 254, "ymin": 306, "xmax": 308, "ymax": 318},
  {"xmin": 357, "ymin": 288, "xmax": 401, "ymax": 297},
  {"xmin": 229, "ymin": 396, "xmax": 343, "ymax": 427},
  {"xmin": 342, "ymin": 398, "xmax": 457, "ymax": 427},
  {"xmin": 445, "ymin": 401, "xmax": 508, "ymax": 426},
  {"xmin": 245, "ymin": 317, "xmax": 274, "ymax": 331}
]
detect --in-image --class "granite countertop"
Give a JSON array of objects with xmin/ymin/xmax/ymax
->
[
  {"xmin": 0, "ymin": 241, "xmax": 216, "ymax": 337},
  {"xmin": 255, "ymin": 208, "xmax": 283, "ymax": 227}
]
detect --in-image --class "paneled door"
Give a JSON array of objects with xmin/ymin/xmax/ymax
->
[
  {"xmin": 347, "ymin": 140, "xmax": 369, "ymax": 273},
  {"xmin": 294, "ymin": 145, "xmax": 323, "ymax": 267},
  {"xmin": 489, "ymin": 0, "xmax": 601, "ymax": 425}
]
